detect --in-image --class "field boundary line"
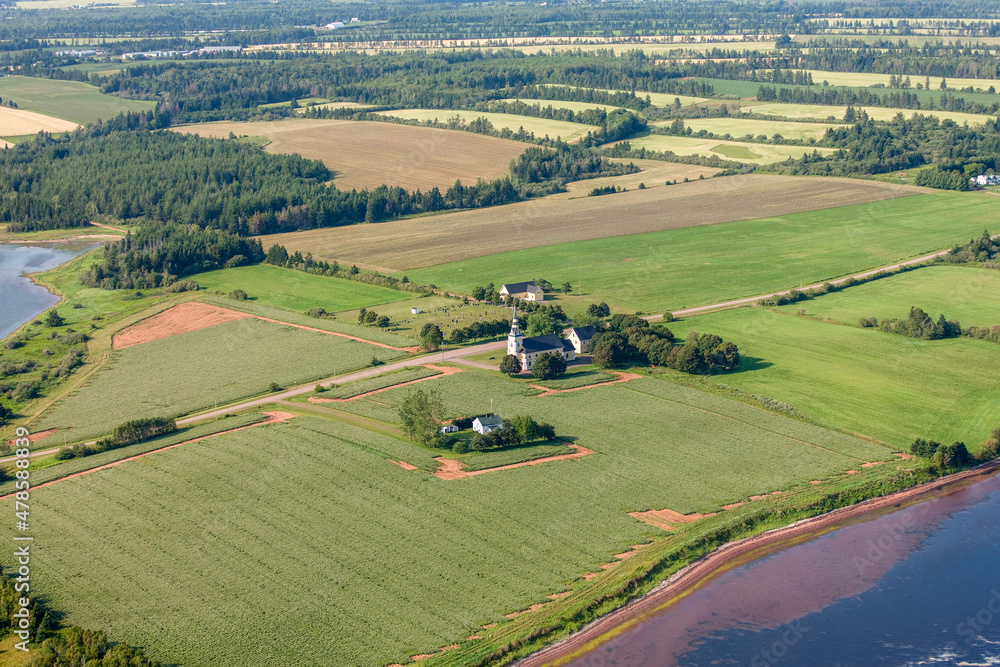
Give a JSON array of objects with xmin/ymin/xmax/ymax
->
[
  {"xmin": 622, "ymin": 385, "xmax": 876, "ymax": 462},
  {"xmin": 528, "ymin": 371, "xmax": 641, "ymax": 396},
  {"xmin": 431, "ymin": 443, "xmax": 593, "ymax": 480},
  {"xmin": 307, "ymin": 364, "xmax": 460, "ymax": 403},
  {"xmin": 1, "ymin": 411, "xmax": 295, "ymax": 499}
]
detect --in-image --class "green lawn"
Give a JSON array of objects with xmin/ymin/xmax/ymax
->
[
  {"xmin": 34, "ymin": 318, "xmax": 405, "ymax": 441},
  {"xmin": 14, "ymin": 373, "xmax": 888, "ymax": 665},
  {"xmin": 401, "ymin": 192, "xmax": 1000, "ymax": 314},
  {"xmin": 777, "ymin": 265, "xmax": 1000, "ymax": 327},
  {"xmin": 380, "ymin": 109, "xmax": 598, "ymax": 142},
  {"xmin": 188, "ymin": 264, "xmax": 411, "ymax": 315},
  {"xmin": 668, "ymin": 306, "xmax": 1000, "ymax": 448},
  {"xmin": 0, "ymin": 76, "xmax": 156, "ymax": 125}
]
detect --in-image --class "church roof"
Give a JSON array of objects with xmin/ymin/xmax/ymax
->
[
  {"xmin": 520, "ymin": 334, "xmax": 566, "ymax": 354},
  {"xmin": 501, "ymin": 281, "xmax": 539, "ymax": 293}
]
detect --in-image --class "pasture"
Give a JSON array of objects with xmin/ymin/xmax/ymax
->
[
  {"xmin": 741, "ymin": 102, "xmax": 995, "ymax": 125},
  {"xmin": 0, "ymin": 76, "xmax": 155, "ymax": 125},
  {"xmin": 776, "ymin": 265, "xmax": 1000, "ymax": 326},
  {"xmin": 668, "ymin": 306, "xmax": 1000, "ymax": 448},
  {"xmin": 379, "ymin": 109, "xmax": 599, "ymax": 143},
  {"xmin": 670, "ymin": 116, "xmax": 844, "ymax": 141},
  {"xmin": 174, "ymin": 118, "xmax": 530, "ymax": 192},
  {"xmin": 336, "ymin": 298, "xmax": 513, "ymax": 340},
  {"xmin": 618, "ymin": 134, "xmax": 837, "ymax": 164},
  {"xmin": 34, "ymin": 318, "xmax": 405, "ymax": 441},
  {"xmin": 187, "ymin": 264, "xmax": 410, "ymax": 315},
  {"xmin": 14, "ymin": 374, "xmax": 888, "ymax": 665},
  {"xmin": 258, "ymin": 174, "xmax": 918, "ymax": 272},
  {"xmin": 399, "ymin": 192, "xmax": 1000, "ymax": 313},
  {"xmin": 0, "ymin": 106, "xmax": 78, "ymax": 135}
]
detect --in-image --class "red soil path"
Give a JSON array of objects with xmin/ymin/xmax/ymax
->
[
  {"xmin": 0, "ymin": 411, "xmax": 296, "ymax": 500},
  {"xmin": 529, "ymin": 371, "xmax": 642, "ymax": 396},
  {"xmin": 307, "ymin": 365, "xmax": 461, "ymax": 404},
  {"xmin": 431, "ymin": 444, "xmax": 594, "ymax": 480},
  {"xmin": 5, "ymin": 428, "xmax": 58, "ymax": 448},
  {"xmin": 629, "ymin": 508, "xmax": 715, "ymax": 532},
  {"xmin": 113, "ymin": 301, "xmax": 421, "ymax": 352}
]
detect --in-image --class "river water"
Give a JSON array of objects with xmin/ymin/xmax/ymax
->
[
  {"xmin": 567, "ymin": 471, "xmax": 1000, "ymax": 667},
  {"xmin": 0, "ymin": 244, "xmax": 91, "ymax": 340}
]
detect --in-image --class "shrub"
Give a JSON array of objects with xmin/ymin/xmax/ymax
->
[
  {"xmin": 268, "ymin": 382, "xmax": 283, "ymax": 392},
  {"xmin": 306, "ymin": 307, "xmax": 328, "ymax": 318},
  {"xmin": 531, "ymin": 352, "xmax": 567, "ymax": 380},
  {"xmin": 452, "ymin": 439, "xmax": 469, "ymax": 454},
  {"xmin": 859, "ymin": 316, "xmax": 878, "ymax": 328},
  {"xmin": 59, "ymin": 331, "xmax": 89, "ymax": 345},
  {"xmin": 228, "ymin": 289, "xmax": 248, "ymax": 301},
  {"xmin": 165, "ymin": 280, "xmax": 200, "ymax": 293},
  {"xmin": 43, "ymin": 309, "xmax": 65, "ymax": 327}
]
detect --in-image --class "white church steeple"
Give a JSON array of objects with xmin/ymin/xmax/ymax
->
[{"xmin": 507, "ymin": 306, "xmax": 523, "ymax": 356}]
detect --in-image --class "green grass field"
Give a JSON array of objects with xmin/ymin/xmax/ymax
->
[
  {"xmin": 534, "ymin": 367, "xmax": 615, "ymax": 390},
  {"xmin": 618, "ymin": 134, "xmax": 835, "ymax": 163},
  {"xmin": 499, "ymin": 98, "xmax": 623, "ymax": 113},
  {"xmin": 540, "ymin": 84, "xmax": 707, "ymax": 107},
  {"xmin": 311, "ymin": 365, "xmax": 439, "ymax": 399},
  {"xmin": 400, "ymin": 192, "xmax": 1000, "ymax": 314},
  {"xmin": 673, "ymin": 117, "xmax": 844, "ymax": 141},
  {"xmin": 14, "ymin": 372, "xmax": 888, "ymax": 665},
  {"xmin": 777, "ymin": 265, "xmax": 1000, "ymax": 326},
  {"xmin": 337, "ymin": 297, "xmax": 512, "ymax": 340},
  {"xmin": 188, "ymin": 264, "xmax": 411, "ymax": 315},
  {"xmin": 0, "ymin": 76, "xmax": 156, "ymax": 125},
  {"xmin": 380, "ymin": 109, "xmax": 598, "ymax": 142},
  {"xmin": 34, "ymin": 318, "xmax": 405, "ymax": 441},
  {"xmin": 668, "ymin": 306, "xmax": 1000, "ymax": 448}
]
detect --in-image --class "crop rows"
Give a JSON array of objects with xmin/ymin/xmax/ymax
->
[{"xmin": 322, "ymin": 366, "xmax": 439, "ymax": 399}]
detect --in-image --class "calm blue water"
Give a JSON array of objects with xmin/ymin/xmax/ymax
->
[
  {"xmin": 0, "ymin": 244, "xmax": 90, "ymax": 339},
  {"xmin": 567, "ymin": 472, "xmax": 1000, "ymax": 667}
]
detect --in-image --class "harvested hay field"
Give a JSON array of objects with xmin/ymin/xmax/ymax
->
[
  {"xmin": 113, "ymin": 302, "xmax": 251, "ymax": 350},
  {"xmin": 559, "ymin": 159, "xmax": 719, "ymax": 196},
  {"xmin": 259, "ymin": 175, "xmax": 921, "ymax": 271},
  {"xmin": 173, "ymin": 118, "xmax": 531, "ymax": 192},
  {"xmin": 0, "ymin": 106, "xmax": 78, "ymax": 134}
]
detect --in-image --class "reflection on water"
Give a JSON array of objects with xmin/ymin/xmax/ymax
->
[
  {"xmin": 568, "ymin": 472, "xmax": 1000, "ymax": 667},
  {"xmin": 0, "ymin": 244, "xmax": 92, "ymax": 339}
]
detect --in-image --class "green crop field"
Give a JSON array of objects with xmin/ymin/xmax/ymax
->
[
  {"xmin": 741, "ymin": 102, "xmax": 994, "ymax": 125},
  {"xmin": 188, "ymin": 264, "xmax": 411, "ymax": 315},
  {"xmin": 400, "ymin": 192, "xmax": 1000, "ymax": 314},
  {"xmin": 668, "ymin": 306, "xmax": 1000, "ymax": 448},
  {"xmin": 34, "ymin": 318, "xmax": 405, "ymax": 441},
  {"xmin": 618, "ymin": 134, "xmax": 836, "ymax": 163},
  {"xmin": 534, "ymin": 367, "xmax": 616, "ymax": 390},
  {"xmin": 671, "ymin": 117, "xmax": 844, "ymax": 141},
  {"xmin": 459, "ymin": 441, "xmax": 575, "ymax": 470},
  {"xmin": 337, "ymin": 298, "xmax": 513, "ymax": 340},
  {"xmin": 0, "ymin": 76, "xmax": 156, "ymax": 125},
  {"xmin": 380, "ymin": 109, "xmax": 598, "ymax": 142},
  {"xmin": 499, "ymin": 98, "xmax": 623, "ymax": 113},
  {"xmin": 776, "ymin": 265, "xmax": 1000, "ymax": 327},
  {"xmin": 12, "ymin": 373, "xmax": 888, "ymax": 665},
  {"xmin": 312, "ymin": 365, "xmax": 439, "ymax": 399}
]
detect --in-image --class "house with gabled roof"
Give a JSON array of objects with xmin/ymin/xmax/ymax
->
[
  {"xmin": 506, "ymin": 307, "xmax": 575, "ymax": 371},
  {"xmin": 473, "ymin": 415, "xmax": 504, "ymax": 434},
  {"xmin": 567, "ymin": 325, "xmax": 597, "ymax": 354},
  {"xmin": 499, "ymin": 281, "xmax": 544, "ymax": 302}
]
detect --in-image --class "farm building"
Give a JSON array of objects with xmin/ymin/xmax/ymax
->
[
  {"xmin": 567, "ymin": 326, "xmax": 597, "ymax": 354},
  {"xmin": 507, "ymin": 308, "xmax": 575, "ymax": 370},
  {"xmin": 500, "ymin": 281, "xmax": 544, "ymax": 302},
  {"xmin": 326, "ymin": 21, "xmax": 346, "ymax": 29},
  {"xmin": 411, "ymin": 307, "xmax": 422, "ymax": 314},
  {"xmin": 440, "ymin": 424, "xmax": 459, "ymax": 434},
  {"xmin": 473, "ymin": 416, "xmax": 504, "ymax": 434},
  {"xmin": 972, "ymin": 174, "xmax": 999, "ymax": 187}
]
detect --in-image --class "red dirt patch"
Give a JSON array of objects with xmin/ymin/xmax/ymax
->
[
  {"xmin": 389, "ymin": 459, "xmax": 418, "ymax": 471},
  {"xmin": 628, "ymin": 508, "xmax": 712, "ymax": 531},
  {"xmin": 548, "ymin": 591, "xmax": 572, "ymax": 600},
  {"xmin": 896, "ymin": 452, "xmax": 914, "ymax": 460},
  {"xmin": 810, "ymin": 480, "xmax": 822, "ymax": 485},
  {"xmin": 431, "ymin": 444, "xmax": 594, "ymax": 480},
  {"xmin": 505, "ymin": 603, "xmax": 549, "ymax": 619},
  {"xmin": 114, "ymin": 301, "xmax": 420, "ymax": 352},
  {"xmin": 6, "ymin": 428, "xmax": 59, "ymax": 449},
  {"xmin": 308, "ymin": 365, "xmax": 461, "ymax": 404},
  {"xmin": 530, "ymin": 371, "xmax": 642, "ymax": 396},
  {"xmin": 0, "ymin": 411, "xmax": 296, "ymax": 500},
  {"xmin": 846, "ymin": 469, "xmax": 859, "ymax": 474},
  {"xmin": 412, "ymin": 645, "xmax": 459, "ymax": 661},
  {"xmin": 722, "ymin": 502, "xmax": 744, "ymax": 510},
  {"xmin": 113, "ymin": 302, "xmax": 252, "ymax": 349}
]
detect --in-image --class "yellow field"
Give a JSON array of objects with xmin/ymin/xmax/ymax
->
[
  {"xmin": 379, "ymin": 108, "xmax": 598, "ymax": 142},
  {"xmin": 0, "ymin": 106, "xmax": 79, "ymax": 134},
  {"xmin": 659, "ymin": 117, "xmax": 843, "ymax": 141},
  {"xmin": 742, "ymin": 102, "xmax": 996, "ymax": 125},
  {"xmin": 620, "ymin": 134, "xmax": 837, "ymax": 164},
  {"xmin": 541, "ymin": 84, "xmax": 707, "ymax": 107},
  {"xmin": 559, "ymin": 159, "xmax": 719, "ymax": 196},
  {"xmin": 257, "ymin": 175, "xmax": 919, "ymax": 271},
  {"xmin": 802, "ymin": 69, "xmax": 1000, "ymax": 92},
  {"xmin": 173, "ymin": 118, "xmax": 530, "ymax": 192},
  {"xmin": 498, "ymin": 98, "xmax": 623, "ymax": 113}
]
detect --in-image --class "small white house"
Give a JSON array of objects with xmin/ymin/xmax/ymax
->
[
  {"xmin": 566, "ymin": 326, "xmax": 597, "ymax": 354},
  {"xmin": 411, "ymin": 307, "xmax": 422, "ymax": 314},
  {"xmin": 440, "ymin": 424, "xmax": 459, "ymax": 434},
  {"xmin": 473, "ymin": 416, "xmax": 504, "ymax": 434},
  {"xmin": 500, "ymin": 281, "xmax": 544, "ymax": 302}
]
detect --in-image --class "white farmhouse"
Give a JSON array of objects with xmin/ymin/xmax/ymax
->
[
  {"xmin": 500, "ymin": 281, "xmax": 544, "ymax": 302},
  {"xmin": 472, "ymin": 416, "xmax": 504, "ymax": 434}
]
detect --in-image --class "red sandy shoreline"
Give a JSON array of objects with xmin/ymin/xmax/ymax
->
[{"xmin": 514, "ymin": 459, "xmax": 1000, "ymax": 667}]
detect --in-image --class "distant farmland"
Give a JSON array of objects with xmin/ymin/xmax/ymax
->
[
  {"xmin": 173, "ymin": 118, "xmax": 531, "ymax": 192},
  {"xmin": 0, "ymin": 106, "xmax": 78, "ymax": 135},
  {"xmin": 0, "ymin": 76, "xmax": 155, "ymax": 125},
  {"xmin": 379, "ymin": 109, "xmax": 598, "ymax": 143},
  {"xmin": 258, "ymin": 175, "xmax": 919, "ymax": 272},
  {"xmin": 399, "ymin": 191, "xmax": 1000, "ymax": 313},
  {"xmin": 618, "ymin": 134, "xmax": 838, "ymax": 164},
  {"xmin": 659, "ymin": 117, "xmax": 844, "ymax": 141}
]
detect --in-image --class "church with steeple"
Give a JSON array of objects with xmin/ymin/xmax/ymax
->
[{"xmin": 506, "ymin": 306, "xmax": 575, "ymax": 371}]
